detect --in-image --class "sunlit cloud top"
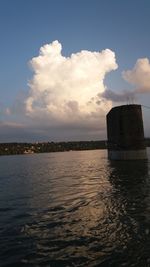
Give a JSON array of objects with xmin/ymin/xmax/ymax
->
[{"xmin": 25, "ymin": 40, "xmax": 118, "ymax": 127}]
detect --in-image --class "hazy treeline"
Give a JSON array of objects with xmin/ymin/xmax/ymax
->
[
  {"xmin": 0, "ymin": 141, "xmax": 107, "ymax": 155},
  {"xmin": 0, "ymin": 139, "xmax": 149, "ymax": 156}
]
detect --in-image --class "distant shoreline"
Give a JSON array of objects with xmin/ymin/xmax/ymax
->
[
  {"xmin": 0, "ymin": 140, "xmax": 107, "ymax": 156},
  {"xmin": 0, "ymin": 139, "xmax": 149, "ymax": 156}
]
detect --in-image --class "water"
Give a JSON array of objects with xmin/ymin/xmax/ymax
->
[{"xmin": 0, "ymin": 149, "xmax": 150, "ymax": 267}]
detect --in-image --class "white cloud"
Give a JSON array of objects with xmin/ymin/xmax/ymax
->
[
  {"xmin": 123, "ymin": 58, "xmax": 150, "ymax": 93},
  {"xmin": 25, "ymin": 40, "xmax": 118, "ymax": 133}
]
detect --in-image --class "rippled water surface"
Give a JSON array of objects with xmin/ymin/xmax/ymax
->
[{"xmin": 1, "ymin": 149, "xmax": 150, "ymax": 267}]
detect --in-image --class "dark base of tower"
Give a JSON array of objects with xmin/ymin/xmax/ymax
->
[{"xmin": 108, "ymin": 149, "xmax": 147, "ymax": 160}]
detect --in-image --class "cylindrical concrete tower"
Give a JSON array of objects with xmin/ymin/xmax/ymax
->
[{"xmin": 106, "ymin": 104, "xmax": 147, "ymax": 160}]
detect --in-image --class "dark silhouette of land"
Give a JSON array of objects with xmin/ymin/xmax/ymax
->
[
  {"xmin": 0, "ymin": 139, "xmax": 149, "ymax": 155},
  {"xmin": 0, "ymin": 140, "xmax": 106, "ymax": 155}
]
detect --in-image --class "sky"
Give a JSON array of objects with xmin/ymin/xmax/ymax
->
[{"xmin": 0, "ymin": 0, "xmax": 150, "ymax": 142}]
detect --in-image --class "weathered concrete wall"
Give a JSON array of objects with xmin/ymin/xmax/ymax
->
[
  {"xmin": 108, "ymin": 149, "xmax": 147, "ymax": 160},
  {"xmin": 106, "ymin": 104, "xmax": 147, "ymax": 160}
]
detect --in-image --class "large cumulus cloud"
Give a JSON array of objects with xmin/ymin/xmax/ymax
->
[{"xmin": 25, "ymin": 40, "xmax": 118, "ymax": 133}]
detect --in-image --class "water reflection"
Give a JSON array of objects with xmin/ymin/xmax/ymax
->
[
  {"xmin": 1, "ymin": 150, "xmax": 150, "ymax": 267},
  {"xmin": 108, "ymin": 160, "xmax": 150, "ymax": 217},
  {"xmin": 109, "ymin": 159, "xmax": 148, "ymax": 187},
  {"xmin": 106, "ymin": 159, "xmax": 150, "ymax": 267}
]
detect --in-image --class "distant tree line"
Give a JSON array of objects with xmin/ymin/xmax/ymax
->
[
  {"xmin": 0, "ymin": 139, "xmax": 149, "ymax": 156},
  {"xmin": 0, "ymin": 140, "xmax": 107, "ymax": 155}
]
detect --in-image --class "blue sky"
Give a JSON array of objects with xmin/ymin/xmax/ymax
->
[{"xmin": 0, "ymin": 0, "xmax": 150, "ymax": 142}]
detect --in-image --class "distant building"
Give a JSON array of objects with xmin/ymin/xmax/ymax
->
[{"xmin": 106, "ymin": 104, "xmax": 147, "ymax": 160}]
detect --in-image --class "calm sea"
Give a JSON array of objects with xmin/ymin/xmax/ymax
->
[{"xmin": 0, "ymin": 149, "xmax": 150, "ymax": 267}]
